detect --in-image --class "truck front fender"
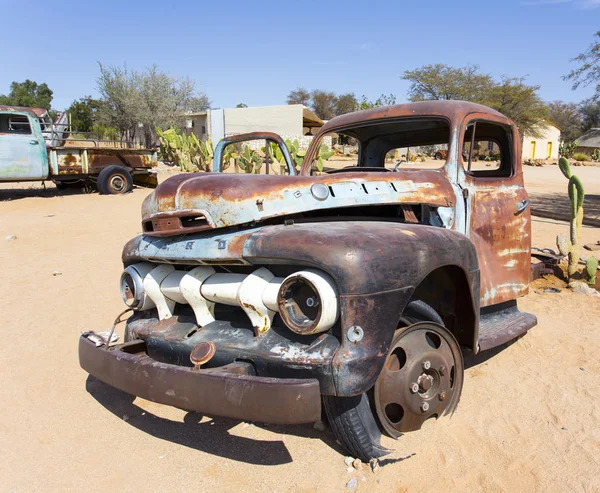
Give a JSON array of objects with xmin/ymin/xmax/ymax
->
[{"xmin": 244, "ymin": 221, "xmax": 480, "ymax": 395}]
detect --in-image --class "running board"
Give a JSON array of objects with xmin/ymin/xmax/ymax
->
[{"xmin": 477, "ymin": 301, "xmax": 537, "ymax": 352}]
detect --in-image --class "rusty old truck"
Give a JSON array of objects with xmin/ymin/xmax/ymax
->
[
  {"xmin": 0, "ymin": 106, "xmax": 157, "ymax": 194},
  {"xmin": 79, "ymin": 101, "xmax": 537, "ymax": 461}
]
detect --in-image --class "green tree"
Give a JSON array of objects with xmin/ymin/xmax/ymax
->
[
  {"xmin": 547, "ymin": 101, "xmax": 582, "ymax": 143},
  {"xmin": 402, "ymin": 64, "xmax": 548, "ymax": 137},
  {"xmin": 335, "ymin": 93, "xmax": 358, "ymax": 115},
  {"xmin": 402, "ymin": 64, "xmax": 494, "ymax": 102},
  {"xmin": 358, "ymin": 94, "xmax": 397, "ymax": 110},
  {"xmin": 67, "ymin": 96, "xmax": 103, "ymax": 132},
  {"xmin": 564, "ymin": 30, "xmax": 600, "ymax": 101},
  {"xmin": 96, "ymin": 63, "xmax": 210, "ymax": 147},
  {"xmin": 236, "ymin": 103, "xmax": 248, "ymax": 108},
  {"xmin": 0, "ymin": 79, "xmax": 53, "ymax": 109},
  {"xmin": 310, "ymin": 90, "xmax": 338, "ymax": 120},
  {"xmin": 286, "ymin": 87, "xmax": 311, "ymax": 106},
  {"xmin": 579, "ymin": 100, "xmax": 600, "ymax": 132},
  {"xmin": 487, "ymin": 76, "xmax": 548, "ymax": 138}
]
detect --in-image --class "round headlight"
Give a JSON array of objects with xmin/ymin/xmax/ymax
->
[
  {"xmin": 120, "ymin": 271, "xmax": 137, "ymax": 306},
  {"xmin": 277, "ymin": 269, "xmax": 339, "ymax": 335},
  {"xmin": 120, "ymin": 263, "xmax": 156, "ymax": 310}
]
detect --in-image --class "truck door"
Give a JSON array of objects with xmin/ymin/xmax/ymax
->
[
  {"xmin": 457, "ymin": 116, "xmax": 531, "ymax": 308},
  {"xmin": 0, "ymin": 112, "xmax": 48, "ymax": 180}
]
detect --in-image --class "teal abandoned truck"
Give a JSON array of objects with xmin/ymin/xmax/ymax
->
[{"xmin": 0, "ymin": 105, "xmax": 157, "ymax": 194}]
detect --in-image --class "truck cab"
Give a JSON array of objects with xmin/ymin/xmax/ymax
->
[{"xmin": 0, "ymin": 107, "xmax": 48, "ymax": 180}]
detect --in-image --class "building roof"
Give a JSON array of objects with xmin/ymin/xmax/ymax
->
[
  {"xmin": 300, "ymin": 106, "xmax": 323, "ymax": 127},
  {"xmin": 576, "ymin": 128, "xmax": 600, "ymax": 148},
  {"xmin": 0, "ymin": 105, "xmax": 48, "ymax": 118}
]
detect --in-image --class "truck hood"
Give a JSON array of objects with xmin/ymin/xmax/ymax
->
[{"xmin": 141, "ymin": 171, "xmax": 456, "ymax": 236}]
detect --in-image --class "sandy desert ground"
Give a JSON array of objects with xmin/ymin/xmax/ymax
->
[{"xmin": 0, "ymin": 163, "xmax": 599, "ymax": 493}]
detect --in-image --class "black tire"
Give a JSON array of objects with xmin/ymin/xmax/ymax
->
[
  {"xmin": 434, "ymin": 152, "xmax": 443, "ymax": 160},
  {"xmin": 323, "ymin": 300, "xmax": 460, "ymax": 462},
  {"xmin": 323, "ymin": 393, "xmax": 390, "ymax": 462},
  {"xmin": 96, "ymin": 165, "xmax": 133, "ymax": 195}
]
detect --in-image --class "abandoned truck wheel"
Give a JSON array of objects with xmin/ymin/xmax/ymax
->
[
  {"xmin": 373, "ymin": 322, "xmax": 463, "ymax": 437},
  {"xmin": 323, "ymin": 393, "xmax": 390, "ymax": 462},
  {"xmin": 324, "ymin": 301, "xmax": 463, "ymax": 461},
  {"xmin": 97, "ymin": 165, "xmax": 133, "ymax": 195}
]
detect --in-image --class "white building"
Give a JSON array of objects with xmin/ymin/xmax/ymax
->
[
  {"xmin": 186, "ymin": 104, "xmax": 324, "ymax": 147},
  {"xmin": 521, "ymin": 123, "xmax": 560, "ymax": 160}
]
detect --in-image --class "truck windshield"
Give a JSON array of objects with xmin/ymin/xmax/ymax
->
[{"xmin": 308, "ymin": 117, "xmax": 450, "ymax": 174}]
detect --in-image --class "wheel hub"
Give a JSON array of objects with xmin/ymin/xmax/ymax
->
[
  {"xmin": 418, "ymin": 372, "xmax": 435, "ymax": 393},
  {"xmin": 373, "ymin": 322, "xmax": 464, "ymax": 438},
  {"xmin": 109, "ymin": 174, "xmax": 126, "ymax": 193}
]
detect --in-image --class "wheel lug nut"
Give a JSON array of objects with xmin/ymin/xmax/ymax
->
[
  {"xmin": 439, "ymin": 392, "xmax": 447, "ymax": 401},
  {"xmin": 410, "ymin": 383, "xmax": 419, "ymax": 393},
  {"xmin": 439, "ymin": 366, "xmax": 446, "ymax": 376},
  {"xmin": 421, "ymin": 402, "xmax": 429, "ymax": 412},
  {"xmin": 423, "ymin": 361, "xmax": 431, "ymax": 370}
]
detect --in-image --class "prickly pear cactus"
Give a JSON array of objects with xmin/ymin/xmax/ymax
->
[
  {"xmin": 555, "ymin": 157, "xmax": 586, "ymax": 280},
  {"xmin": 586, "ymin": 257, "xmax": 598, "ymax": 285}
]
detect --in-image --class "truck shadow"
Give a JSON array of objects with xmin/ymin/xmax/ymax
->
[
  {"xmin": 85, "ymin": 375, "xmax": 344, "ymax": 465},
  {"xmin": 530, "ymin": 191, "xmax": 600, "ymax": 227},
  {"xmin": 463, "ymin": 338, "xmax": 518, "ymax": 369},
  {"xmin": 85, "ymin": 342, "xmax": 523, "ymax": 464},
  {"xmin": 0, "ymin": 186, "xmax": 90, "ymax": 201}
]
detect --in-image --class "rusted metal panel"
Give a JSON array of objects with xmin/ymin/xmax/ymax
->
[
  {"xmin": 87, "ymin": 149, "xmax": 157, "ymax": 172},
  {"xmin": 55, "ymin": 149, "xmax": 84, "ymax": 174},
  {"xmin": 141, "ymin": 171, "xmax": 456, "ymax": 234},
  {"xmin": 466, "ymin": 184, "xmax": 531, "ymax": 306},
  {"xmin": 242, "ymin": 221, "xmax": 480, "ymax": 374},
  {"xmin": 456, "ymin": 112, "xmax": 531, "ymax": 307},
  {"xmin": 122, "ymin": 228, "xmax": 260, "ymax": 265},
  {"xmin": 79, "ymin": 335, "xmax": 322, "ymax": 424},
  {"xmin": 0, "ymin": 105, "xmax": 48, "ymax": 118},
  {"xmin": 124, "ymin": 313, "xmax": 339, "ymax": 394},
  {"xmin": 478, "ymin": 301, "xmax": 537, "ymax": 351}
]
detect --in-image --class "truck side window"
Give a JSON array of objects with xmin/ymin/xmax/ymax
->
[
  {"xmin": 0, "ymin": 115, "xmax": 32, "ymax": 134},
  {"xmin": 462, "ymin": 121, "xmax": 513, "ymax": 178}
]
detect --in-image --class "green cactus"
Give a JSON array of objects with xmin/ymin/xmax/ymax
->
[
  {"xmin": 263, "ymin": 142, "xmax": 289, "ymax": 174},
  {"xmin": 314, "ymin": 144, "xmax": 334, "ymax": 172},
  {"xmin": 558, "ymin": 156, "xmax": 572, "ymax": 179},
  {"xmin": 586, "ymin": 257, "xmax": 598, "ymax": 285},
  {"xmin": 556, "ymin": 157, "xmax": 586, "ymax": 280},
  {"xmin": 157, "ymin": 128, "xmax": 226, "ymax": 172},
  {"xmin": 237, "ymin": 146, "xmax": 262, "ymax": 173},
  {"xmin": 263, "ymin": 140, "xmax": 334, "ymax": 174},
  {"xmin": 284, "ymin": 139, "xmax": 306, "ymax": 172},
  {"xmin": 223, "ymin": 144, "xmax": 238, "ymax": 170}
]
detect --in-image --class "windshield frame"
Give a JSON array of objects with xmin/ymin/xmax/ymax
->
[{"xmin": 301, "ymin": 115, "xmax": 453, "ymax": 175}]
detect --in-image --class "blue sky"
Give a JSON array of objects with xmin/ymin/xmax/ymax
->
[{"xmin": 1, "ymin": 0, "xmax": 598, "ymax": 110}]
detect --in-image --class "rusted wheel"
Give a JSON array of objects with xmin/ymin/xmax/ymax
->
[
  {"xmin": 323, "ymin": 301, "xmax": 461, "ymax": 461},
  {"xmin": 97, "ymin": 165, "xmax": 133, "ymax": 195},
  {"xmin": 374, "ymin": 322, "xmax": 463, "ymax": 437}
]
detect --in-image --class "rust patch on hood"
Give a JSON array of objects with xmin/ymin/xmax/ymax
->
[{"xmin": 141, "ymin": 170, "xmax": 455, "ymax": 235}]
